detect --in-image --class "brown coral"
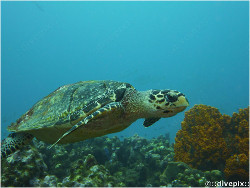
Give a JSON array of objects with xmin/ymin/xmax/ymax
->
[
  {"xmin": 174, "ymin": 105, "xmax": 229, "ymax": 171},
  {"xmin": 224, "ymin": 154, "xmax": 249, "ymax": 182},
  {"xmin": 174, "ymin": 104, "xmax": 249, "ymax": 180}
]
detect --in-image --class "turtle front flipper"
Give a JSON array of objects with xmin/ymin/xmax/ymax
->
[
  {"xmin": 143, "ymin": 117, "xmax": 161, "ymax": 127},
  {"xmin": 1, "ymin": 132, "xmax": 34, "ymax": 158},
  {"xmin": 48, "ymin": 102, "xmax": 124, "ymax": 149}
]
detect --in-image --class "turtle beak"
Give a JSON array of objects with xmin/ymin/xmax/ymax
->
[
  {"xmin": 173, "ymin": 95, "xmax": 189, "ymax": 112},
  {"xmin": 166, "ymin": 93, "xmax": 189, "ymax": 112},
  {"xmin": 177, "ymin": 95, "xmax": 189, "ymax": 107}
]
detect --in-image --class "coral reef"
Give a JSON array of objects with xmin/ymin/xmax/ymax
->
[
  {"xmin": 226, "ymin": 108, "xmax": 249, "ymax": 156},
  {"xmin": 61, "ymin": 154, "xmax": 119, "ymax": 187},
  {"xmin": 174, "ymin": 104, "xmax": 249, "ymax": 181},
  {"xmin": 224, "ymin": 154, "xmax": 249, "ymax": 182},
  {"xmin": 1, "ymin": 143, "xmax": 48, "ymax": 186},
  {"xmin": 160, "ymin": 162, "xmax": 223, "ymax": 187},
  {"xmin": 1, "ymin": 132, "xmax": 224, "ymax": 187},
  {"xmin": 174, "ymin": 104, "xmax": 229, "ymax": 171}
]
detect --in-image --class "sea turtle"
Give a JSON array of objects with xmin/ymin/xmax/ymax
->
[{"xmin": 1, "ymin": 80, "xmax": 189, "ymax": 158}]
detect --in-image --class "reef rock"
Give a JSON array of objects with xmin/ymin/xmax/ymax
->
[{"xmin": 1, "ymin": 142, "xmax": 48, "ymax": 187}]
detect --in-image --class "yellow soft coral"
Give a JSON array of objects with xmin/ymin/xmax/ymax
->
[
  {"xmin": 224, "ymin": 154, "xmax": 249, "ymax": 182},
  {"xmin": 174, "ymin": 105, "xmax": 249, "ymax": 180},
  {"xmin": 174, "ymin": 105, "xmax": 229, "ymax": 171}
]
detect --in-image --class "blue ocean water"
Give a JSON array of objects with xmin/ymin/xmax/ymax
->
[{"xmin": 1, "ymin": 1, "xmax": 249, "ymax": 143}]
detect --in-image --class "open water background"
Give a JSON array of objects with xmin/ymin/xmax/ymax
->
[{"xmin": 1, "ymin": 1, "xmax": 249, "ymax": 142}]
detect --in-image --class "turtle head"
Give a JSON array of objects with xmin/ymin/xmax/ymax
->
[
  {"xmin": 147, "ymin": 89, "xmax": 189, "ymax": 118},
  {"xmin": 141, "ymin": 89, "xmax": 189, "ymax": 127},
  {"xmin": 122, "ymin": 87, "xmax": 189, "ymax": 127}
]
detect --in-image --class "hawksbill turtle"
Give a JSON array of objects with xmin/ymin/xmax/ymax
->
[{"xmin": 1, "ymin": 80, "xmax": 189, "ymax": 158}]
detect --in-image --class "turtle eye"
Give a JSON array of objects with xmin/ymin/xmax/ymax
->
[
  {"xmin": 165, "ymin": 92, "xmax": 178, "ymax": 103},
  {"xmin": 167, "ymin": 94, "xmax": 178, "ymax": 102}
]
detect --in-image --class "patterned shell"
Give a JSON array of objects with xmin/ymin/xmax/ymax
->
[{"xmin": 8, "ymin": 80, "xmax": 134, "ymax": 132}]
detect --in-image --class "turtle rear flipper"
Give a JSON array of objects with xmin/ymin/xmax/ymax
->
[{"xmin": 1, "ymin": 132, "xmax": 34, "ymax": 158}]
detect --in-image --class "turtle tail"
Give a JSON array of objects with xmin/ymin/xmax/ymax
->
[{"xmin": 1, "ymin": 132, "xmax": 34, "ymax": 159}]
